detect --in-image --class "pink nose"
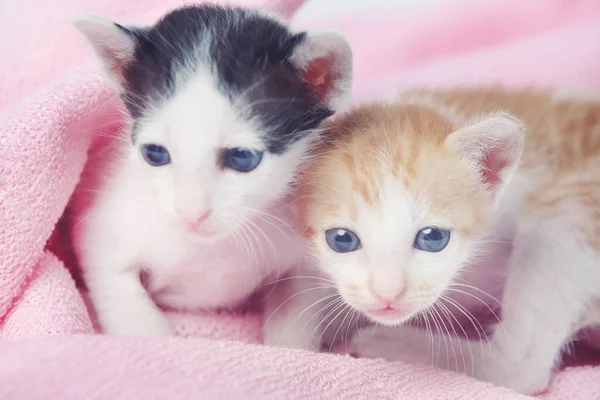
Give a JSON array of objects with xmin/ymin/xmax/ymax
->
[
  {"xmin": 371, "ymin": 287, "xmax": 406, "ymax": 305},
  {"xmin": 186, "ymin": 210, "xmax": 211, "ymax": 230}
]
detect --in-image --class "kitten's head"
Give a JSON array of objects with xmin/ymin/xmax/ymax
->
[
  {"xmin": 74, "ymin": 5, "xmax": 352, "ymax": 238},
  {"xmin": 297, "ymin": 102, "xmax": 524, "ymax": 325}
]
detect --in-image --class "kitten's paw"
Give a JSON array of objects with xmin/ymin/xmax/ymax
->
[
  {"xmin": 100, "ymin": 312, "xmax": 173, "ymax": 337},
  {"xmin": 262, "ymin": 329, "xmax": 320, "ymax": 352},
  {"xmin": 476, "ymin": 359, "xmax": 552, "ymax": 395},
  {"xmin": 346, "ymin": 326, "xmax": 432, "ymax": 365}
]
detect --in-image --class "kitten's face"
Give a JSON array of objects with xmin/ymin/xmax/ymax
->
[
  {"xmin": 132, "ymin": 71, "xmax": 313, "ymax": 237},
  {"xmin": 300, "ymin": 103, "xmax": 522, "ymax": 325},
  {"xmin": 76, "ymin": 6, "xmax": 352, "ymax": 239}
]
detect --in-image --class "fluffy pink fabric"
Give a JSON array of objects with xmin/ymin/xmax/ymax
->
[
  {"xmin": 0, "ymin": 0, "xmax": 305, "ymax": 111},
  {"xmin": 1, "ymin": 0, "xmax": 600, "ymax": 398},
  {"xmin": 294, "ymin": 0, "xmax": 600, "ymax": 92}
]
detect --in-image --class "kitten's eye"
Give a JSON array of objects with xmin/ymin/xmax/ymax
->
[
  {"xmin": 325, "ymin": 228, "xmax": 362, "ymax": 253},
  {"xmin": 224, "ymin": 148, "xmax": 263, "ymax": 173},
  {"xmin": 414, "ymin": 227, "xmax": 451, "ymax": 252},
  {"xmin": 141, "ymin": 144, "xmax": 171, "ymax": 166}
]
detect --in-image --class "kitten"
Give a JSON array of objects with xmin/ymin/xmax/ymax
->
[
  {"xmin": 266, "ymin": 87, "xmax": 600, "ymax": 394},
  {"xmin": 70, "ymin": 5, "xmax": 352, "ymax": 336}
]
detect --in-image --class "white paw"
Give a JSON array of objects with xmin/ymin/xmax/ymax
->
[
  {"xmin": 262, "ymin": 329, "xmax": 320, "ymax": 352},
  {"xmin": 476, "ymin": 358, "xmax": 552, "ymax": 395},
  {"xmin": 346, "ymin": 326, "xmax": 433, "ymax": 365},
  {"xmin": 100, "ymin": 311, "xmax": 173, "ymax": 337}
]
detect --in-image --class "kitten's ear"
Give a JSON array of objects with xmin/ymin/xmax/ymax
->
[
  {"xmin": 290, "ymin": 31, "xmax": 353, "ymax": 112},
  {"xmin": 445, "ymin": 113, "xmax": 525, "ymax": 202},
  {"xmin": 73, "ymin": 15, "xmax": 139, "ymax": 90}
]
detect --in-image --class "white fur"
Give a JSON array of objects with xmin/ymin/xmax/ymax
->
[
  {"xmin": 262, "ymin": 171, "xmax": 510, "ymax": 351},
  {"xmin": 341, "ymin": 119, "xmax": 600, "ymax": 394},
  {"xmin": 347, "ymin": 195, "xmax": 600, "ymax": 394},
  {"xmin": 71, "ymin": 66, "xmax": 307, "ymax": 335},
  {"xmin": 264, "ymin": 114, "xmax": 524, "ymax": 349},
  {"xmin": 72, "ymin": 12, "xmax": 353, "ymax": 336},
  {"xmin": 72, "ymin": 15, "xmax": 139, "ymax": 90},
  {"xmin": 289, "ymin": 31, "xmax": 353, "ymax": 111},
  {"xmin": 263, "ymin": 109, "xmax": 600, "ymax": 394}
]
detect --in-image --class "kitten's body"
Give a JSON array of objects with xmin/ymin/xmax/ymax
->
[
  {"xmin": 71, "ymin": 5, "xmax": 352, "ymax": 336},
  {"xmin": 411, "ymin": 88, "xmax": 600, "ymax": 191},
  {"xmin": 72, "ymin": 134, "xmax": 300, "ymax": 316},
  {"xmin": 265, "ymin": 87, "xmax": 600, "ymax": 394}
]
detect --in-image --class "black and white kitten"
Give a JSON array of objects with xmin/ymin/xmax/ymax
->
[{"xmin": 71, "ymin": 5, "xmax": 352, "ymax": 336}]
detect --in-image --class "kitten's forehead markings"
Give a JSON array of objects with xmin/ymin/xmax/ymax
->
[
  {"xmin": 353, "ymin": 175, "xmax": 417, "ymax": 267},
  {"xmin": 379, "ymin": 174, "xmax": 415, "ymax": 228}
]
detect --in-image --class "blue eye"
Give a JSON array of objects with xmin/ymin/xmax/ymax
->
[
  {"xmin": 141, "ymin": 144, "xmax": 171, "ymax": 166},
  {"xmin": 325, "ymin": 228, "xmax": 362, "ymax": 253},
  {"xmin": 414, "ymin": 227, "xmax": 451, "ymax": 252},
  {"xmin": 224, "ymin": 148, "xmax": 263, "ymax": 173}
]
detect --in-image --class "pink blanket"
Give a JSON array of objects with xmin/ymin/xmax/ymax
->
[{"xmin": 2, "ymin": 0, "xmax": 600, "ymax": 398}]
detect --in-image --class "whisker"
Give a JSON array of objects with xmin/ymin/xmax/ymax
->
[
  {"xmin": 244, "ymin": 217, "xmax": 277, "ymax": 265},
  {"xmin": 289, "ymin": 291, "xmax": 340, "ymax": 327},
  {"xmin": 328, "ymin": 302, "xmax": 354, "ymax": 352},
  {"xmin": 303, "ymin": 294, "xmax": 343, "ymax": 329},
  {"xmin": 443, "ymin": 288, "xmax": 506, "ymax": 336},
  {"xmin": 319, "ymin": 303, "xmax": 351, "ymax": 351},
  {"xmin": 428, "ymin": 307, "xmax": 451, "ymax": 371},
  {"xmin": 446, "ymin": 283, "xmax": 503, "ymax": 306},
  {"xmin": 263, "ymin": 285, "xmax": 336, "ymax": 326},
  {"xmin": 343, "ymin": 309, "xmax": 359, "ymax": 351},
  {"xmin": 259, "ymin": 275, "xmax": 336, "ymax": 289},
  {"xmin": 440, "ymin": 295, "xmax": 492, "ymax": 354},
  {"xmin": 438, "ymin": 302, "xmax": 475, "ymax": 376},
  {"xmin": 419, "ymin": 309, "xmax": 436, "ymax": 369},
  {"xmin": 310, "ymin": 299, "xmax": 347, "ymax": 342},
  {"xmin": 432, "ymin": 306, "xmax": 460, "ymax": 373}
]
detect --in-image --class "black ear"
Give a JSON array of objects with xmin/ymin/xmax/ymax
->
[
  {"xmin": 290, "ymin": 31, "xmax": 353, "ymax": 112},
  {"xmin": 73, "ymin": 15, "xmax": 140, "ymax": 91}
]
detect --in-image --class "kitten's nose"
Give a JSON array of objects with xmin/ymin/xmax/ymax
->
[
  {"xmin": 371, "ymin": 287, "xmax": 406, "ymax": 305},
  {"xmin": 180, "ymin": 209, "xmax": 211, "ymax": 231}
]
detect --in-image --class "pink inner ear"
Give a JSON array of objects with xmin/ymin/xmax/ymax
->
[
  {"xmin": 480, "ymin": 142, "xmax": 510, "ymax": 189},
  {"xmin": 303, "ymin": 56, "xmax": 336, "ymax": 103},
  {"xmin": 100, "ymin": 47, "xmax": 130, "ymax": 81}
]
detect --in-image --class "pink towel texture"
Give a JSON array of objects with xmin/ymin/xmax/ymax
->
[{"xmin": 1, "ymin": 0, "xmax": 600, "ymax": 398}]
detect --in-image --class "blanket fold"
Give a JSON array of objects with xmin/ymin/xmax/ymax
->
[{"xmin": 0, "ymin": 335, "xmax": 530, "ymax": 400}]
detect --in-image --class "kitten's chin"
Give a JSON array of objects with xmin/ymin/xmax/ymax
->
[
  {"xmin": 364, "ymin": 298, "xmax": 441, "ymax": 326},
  {"xmin": 188, "ymin": 220, "xmax": 249, "ymax": 242},
  {"xmin": 186, "ymin": 224, "xmax": 229, "ymax": 241},
  {"xmin": 353, "ymin": 301, "xmax": 430, "ymax": 326},
  {"xmin": 181, "ymin": 215, "xmax": 241, "ymax": 241},
  {"xmin": 364, "ymin": 309, "xmax": 415, "ymax": 326}
]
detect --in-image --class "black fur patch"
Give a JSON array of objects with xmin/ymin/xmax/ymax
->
[{"xmin": 120, "ymin": 5, "xmax": 332, "ymax": 154}]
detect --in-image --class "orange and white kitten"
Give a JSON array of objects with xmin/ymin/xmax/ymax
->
[{"xmin": 262, "ymin": 87, "xmax": 600, "ymax": 394}]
